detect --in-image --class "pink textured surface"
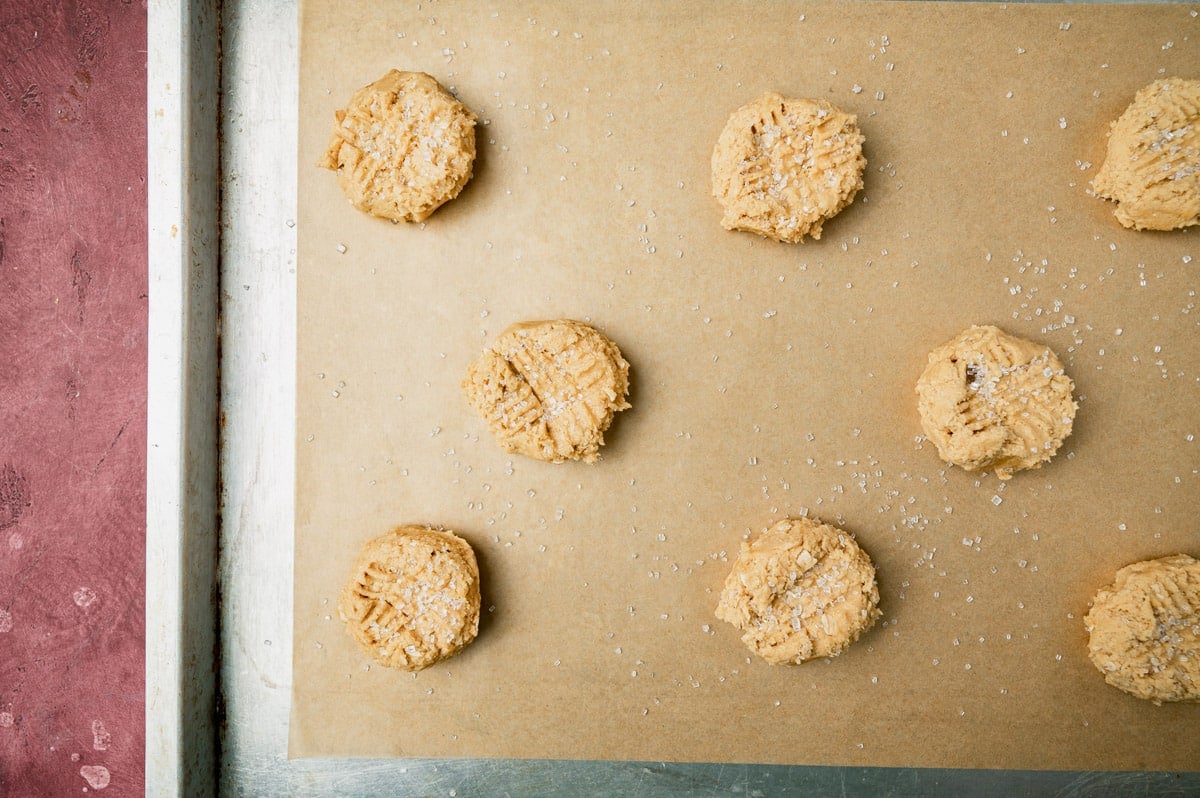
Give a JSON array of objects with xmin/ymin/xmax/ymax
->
[{"xmin": 0, "ymin": 2, "xmax": 147, "ymax": 795}]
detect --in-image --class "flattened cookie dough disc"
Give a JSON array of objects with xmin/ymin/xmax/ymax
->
[
  {"xmin": 915, "ymin": 325, "xmax": 1076, "ymax": 480},
  {"xmin": 319, "ymin": 70, "xmax": 477, "ymax": 223},
  {"xmin": 1092, "ymin": 78, "xmax": 1200, "ymax": 231},
  {"xmin": 337, "ymin": 526, "xmax": 481, "ymax": 671},
  {"xmin": 711, "ymin": 92, "xmax": 866, "ymax": 243},
  {"xmin": 463, "ymin": 319, "xmax": 631, "ymax": 463},
  {"xmin": 715, "ymin": 517, "xmax": 881, "ymax": 665},
  {"xmin": 1085, "ymin": 554, "xmax": 1200, "ymax": 704}
]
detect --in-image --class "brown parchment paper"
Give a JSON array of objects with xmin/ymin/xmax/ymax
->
[{"xmin": 292, "ymin": 1, "xmax": 1200, "ymax": 769}]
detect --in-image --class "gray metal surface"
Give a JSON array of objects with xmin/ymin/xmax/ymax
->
[
  {"xmin": 214, "ymin": 1, "xmax": 1198, "ymax": 795},
  {"xmin": 146, "ymin": 0, "xmax": 221, "ymax": 795}
]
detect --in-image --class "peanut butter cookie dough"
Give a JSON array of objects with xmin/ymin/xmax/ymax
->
[
  {"xmin": 338, "ymin": 525, "xmax": 481, "ymax": 671},
  {"xmin": 1085, "ymin": 554, "xmax": 1200, "ymax": 704},
  {"xmin": 1092, "ymin": 77, "xmax": 1200, "ymax": 231},
  {"xmin": 715, "ymin": 517, "xmax": 881, "ymax": 665},
  {"xmin": 319, "ymin": 70, "xmax": 477, "ymax": 223},
  {"xmin": 463, "ymin": 320, "xmax": 631, "ymax": 463},
  {"xmin": 915, "ymin": 325, "xmax": 1076, "ymax": 480},
  {"xmin": 711, "ymin": 92, "xmax": 866, "ymax": 243}
]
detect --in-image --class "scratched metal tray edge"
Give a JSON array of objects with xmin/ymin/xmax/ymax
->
[
  {"xmin": 146, "ymin": 1, "xmax": 221, "ymax": 796},
  {"xmin": 205, "ymin": 1, "xmax": 1200, "ymax": 796}
]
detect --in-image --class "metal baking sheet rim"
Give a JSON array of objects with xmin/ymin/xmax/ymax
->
[{"xmin": 146, "ymin": 1, "xmax": 220, "ymax": 796}]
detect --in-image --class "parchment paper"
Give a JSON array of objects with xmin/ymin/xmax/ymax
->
[{"xmin": 293, "ymin": 1, "xmax": 1200, "ymax": 769}]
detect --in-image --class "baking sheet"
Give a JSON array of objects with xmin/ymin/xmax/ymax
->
[{"xmin": 292, "ymin": 1, "xmax": 1200, "ymax": 769}]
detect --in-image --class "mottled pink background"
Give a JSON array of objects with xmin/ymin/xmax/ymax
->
[{"xmin": 0, "ymin": 2, "xmax": 147, "ymax": 795}]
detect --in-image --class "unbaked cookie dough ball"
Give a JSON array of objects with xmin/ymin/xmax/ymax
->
[
  {"xmin": 463, "ymin": 319, "xmax": 631, "ymax": 463},
  {"xmin": 319, "ymin": 70, "xmax": 477, "ymax": 223},
  {"xmin": 715, "ymin": 517, "xmax": 881, "ymax": 665},
  {"xmin": 338, "ymin": 525, "xmax": 481, "ymax": 671},
  {"xmin": 915, "ymin": 325, "xmax": 1076, "ymax": 480},
  {"xmin": 711, "ymin": 92, "xmax": 866, "ymax": 243},
  {"xmin": 1085, "ymin": 554, "xmax": 1200, "ymax": 704},
  {"xmin": 1092, "ymin": 77, "xmax": 1200, "ymax": 231}
]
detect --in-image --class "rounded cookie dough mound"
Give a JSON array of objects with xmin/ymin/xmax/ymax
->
[
  {"xmin": 319, "ymin": 70, "xmax": 477, "ymax": 223},
  {"xmin": 338, "ymin": 525, "xmax": 481, "ymax": 671},
  {"xmin": 1085, "ymin": 554, "xmax": 1200, "ymax": 704},
  {"xmin": 711, "ymin": 92, "xmax": 866, "ymax": 243},
  {"xmin": 715, "ymin": 517, "xmax": 881, "ymax": 665},
  {"xmin": 916, "ymin": 325, "xmax": 1076, "ymax": 480},
  {"xmin": 463, "ymin": 320, "xmax": 631, "ymax": 463},
  {"xmin": 1092, "ymin": 77, "xmax": 1200, "ymax": 231}
]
